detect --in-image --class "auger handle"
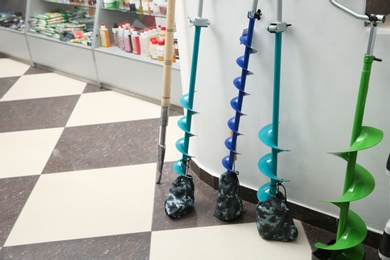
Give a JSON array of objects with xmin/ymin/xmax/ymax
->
[
  {"xmin": 329, "ymin": 0, "xmax": 385, "ymax": 23},
  {"xmin": 197, "ymin": 0, "xmax": 203, "ymax": 18}
]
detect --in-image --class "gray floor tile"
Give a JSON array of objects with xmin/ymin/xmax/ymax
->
[
  {"xmin": 43, "ymin": 119, "xmax": 160, "ymax": 174},
  {"xmin": 0, "ymin": 232, "xmax": 151, "ymax": 260},
  {"xmin": 0, "ymin": 96, "xmax": 80, "ymax": 133},
  {"xmin": 0, "ymin": 176, "xmax": 39, "ymax": 247}
]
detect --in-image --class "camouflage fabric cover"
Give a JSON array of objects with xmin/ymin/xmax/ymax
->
[
  {"xmin": 164, "ymin": 175, "xmax": 195, "ymax": 219},
  {"xmin": 256, "ymin": 191, "xmax": 298, "ymax": 242},
  {"xmin": 214, "ymin": 172, "xmax": 243, "ymax": 221}
]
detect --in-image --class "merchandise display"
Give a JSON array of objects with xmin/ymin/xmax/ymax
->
[
  {"xmin": 102, "ymin": 0, "xmax": 167, "ymax": 16},
  {"xmin": 103, "ymin": 20, "xmax": 177, "ymax": 61},
  {"xmin": 0, "ymin": 11, "xmax": 25, "ymax": 31},
  {"xmin": 28, "ymin": 7, "xmax": 94, "ymax": 45}
]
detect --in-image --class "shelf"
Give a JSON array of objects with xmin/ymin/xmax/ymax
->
[
  {"xmin": 26, "ymin": 31, "xmax": 93, "ymax": 49},
  {"xmin": 0, "ymin": 0, "xmax": 182, "ymax": 106},
  {"xmin": 26, "ymin": 32, "xmax": 97, "ymax": 81},
  {"xmin": 0, "ymin": 26, "xmax": 25, "ymax": 34},
  {"xmin": 101, "ymin": 7, "xmax": 166, "ymax": 18},
  {"xmin": 95, "ymin": 46, "xmax": 180, "ymax": 70},
  {"xmin": 41, "ymin": 0, "xmax": 97, "ymax": 8}
]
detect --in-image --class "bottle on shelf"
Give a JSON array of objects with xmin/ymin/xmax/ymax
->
[
  {"xmin": 99, "ymin": 23, "xmax": 111, "ymax": 47},
  {"xmin": 140, "ymin": 30, "xmax": 149, "ymax": 57},
  {"xmin": 142, "ymin": 0, "xmax": 150, "ymax": 14},
  {"xmin": 103, "ymin": 0, "xmax": 118, "ymax": 9},
  {"xmin": 159, "ymin": 26, "xmax": 166, "ymax": 41},
  {"xmin": 157, "ymin": 39, "xmax": 164, "ymax": 61},
  {"xmin": 149, "ymin": 37, "xmax": 158, "ymax": 60},
  {"xmin": 131, "ymin": 28, "xmax": 140, "ymax": 55},
  {"xmin": 124, "ymin": 27, "xmax": 131, "ymax": 52},
  {"xmin": 112, "ymin": 23, "xmax": 119, "ymax": 47},
  {"xmin": 118, "ymin": 24, "xmax": 124, "ymax": 50}
]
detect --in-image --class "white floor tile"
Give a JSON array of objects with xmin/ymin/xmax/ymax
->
[
  {"xmin": 0, "ymin": 58, "xmax": 30, "ymax": 78},
  {"xmin": 0, "ymin": 128, "xmax": 63, "ymax": 179},
  {"xmin": 1, "ymin": 73, "xmax": 86, "ymax": 101},
  {"xmin": 66, "ymin": 91, "xmax": 161, "ymax": 127},
  {"xmin": 4, "ymin": 163, "xmax": 156, "ymax": 246},
  {"xmin": 150, "ymin": 221, "xmax": 311, "ymax": 260}
]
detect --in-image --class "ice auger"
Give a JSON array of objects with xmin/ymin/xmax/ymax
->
[
  {"xmin": 313, "ymin": 1, "xmax": 385, "ymax": 259},
  {"xmin": 164, "ymin": 0, "xmax": 209, "ymax": 219},
  {"xmin": 257, "ymin": 0, "xmax": 291, "ymax": 202},
  {"xmin": 221, "ymin": 2, "xmax": 261, "ymax": 177},
  {"xmin": 214, "ymin": 1, "xmax": 261, "ymax": 221}
]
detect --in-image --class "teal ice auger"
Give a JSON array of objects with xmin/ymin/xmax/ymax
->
[
  {"xmin": 257, "ymin": 0, "xmax": 291, "ymax": 202},
  {"xmin": 164, "ymin": 0, "xmax": 210, "ymax": 219},
  {"xmin": 313, "ymin": 1, "xmax": 385, "ymax": 259},
  {"xmin": 215, "ymin": 1, "xmax": 261, "ymax": 221},
  {"xmin": 173, "ymin": 0, "xmax": 209, "ymax": 177},
  {"xmin": 255, "ymin": 0, "xmax": 297, "ymax": 242}
]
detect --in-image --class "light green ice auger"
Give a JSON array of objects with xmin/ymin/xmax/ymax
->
[{"xmin": 313, "ymin": 1, "xmax": 385, "ymax": 259}]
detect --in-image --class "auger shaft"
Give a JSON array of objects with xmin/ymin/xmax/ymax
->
[
  {"xmin": 337, "ymin": 54, "xmax": 374, "ymax": 242},
  {"xmin": 269, "ymin": 32, "xmax": 282, "ymax": 194}
]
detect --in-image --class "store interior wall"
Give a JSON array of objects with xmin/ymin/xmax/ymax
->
[{"xmin": 175, "ymin": 0, "xmax": 390, "ymax": 233}]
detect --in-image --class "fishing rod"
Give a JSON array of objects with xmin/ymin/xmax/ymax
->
[
  {"xmin": 313, "ymin": 1, "xmax": 385, "ymax": 259},
  {"xmin": 156, "ymin": 0, "xmax": 176, "ymax": 184},
  {"xmin": 215, "ymin": 0, "xmax": 261, "ymax": 221}
]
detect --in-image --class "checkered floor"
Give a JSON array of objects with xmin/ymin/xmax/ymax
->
[{"xmin": 0, "ymin": 55, "xmax": 317, "ymax": 259}]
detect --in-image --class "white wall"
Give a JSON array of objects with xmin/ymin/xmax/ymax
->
[{"xmin": 176, "ymin": 0, "xmax": 390, "ymax": 233}]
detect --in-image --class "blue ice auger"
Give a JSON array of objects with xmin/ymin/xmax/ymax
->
[
  {"xmin": 222, "ymin": 2, "xmax": 262, "ymax": 176},
  {"xmin": 257, "ymin": 0, "xmax": 291, "ymax": 202},
  {"xmin": 215, "ymin": 1, "xmax": 261, "ymax": 222}
]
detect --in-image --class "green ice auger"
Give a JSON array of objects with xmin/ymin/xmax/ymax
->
[{"xmin": 314, "ymin": 1, "xmax": 385, "ymax": 259}]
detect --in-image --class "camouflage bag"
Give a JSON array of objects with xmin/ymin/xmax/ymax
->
[
  {"xmin": 214, "ymin": 172, "xmax": 243, "ymax": 221},
  {"xmin": 256, "ymin": 185, "xmax": 298, "ymax": 242},
  {"xmin": 164, "ymin": 175, "xmax": 195, "ymax": 219}
]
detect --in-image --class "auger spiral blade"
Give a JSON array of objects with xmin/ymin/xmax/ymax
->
[
  {"xmin": 236, "ymin": 56, "xmax": 254, "ymax": 75},
  {"xmin": 173, "ymin": 159, "xmax": 186, "ymax": 176},
  {"xmin": 315, "ymin": 209, "xmax": 367, "ymax": 251},
  {"xmin": 258, "ymin": 124, "xmax": 289, "ymax": 152},
  {"xmin": 221, "ymin": 7, "xmax": 260, "ymax": 175}
]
